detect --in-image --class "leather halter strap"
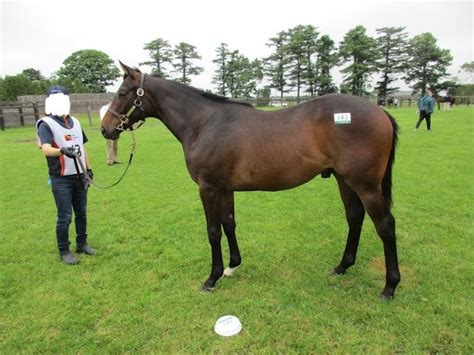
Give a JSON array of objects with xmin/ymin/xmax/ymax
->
[{"xmin": 108, "ymin": 72, "xmax": 146, "ymax": 131}]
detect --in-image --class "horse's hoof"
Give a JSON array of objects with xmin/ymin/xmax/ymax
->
[
  {"xmin": 223, "ymin": 265, "xmax": 239, "ymax": 277},
  {"xmin": 202, "ymin": 285, "xmax": 215, "ymax": 292},
  {"xmin": 329, "ymin": 268, "xmax": 345, "ymax": 276},
  {"xmin": 202, "ymin": 279, "xmax": 217, "ymax": 291},
  {"xmin": 380, "ymin": 290, "xmax": 395, "ymax": 301}
]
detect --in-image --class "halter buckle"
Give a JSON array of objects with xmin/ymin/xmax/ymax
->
[{"xmin": 134, "ymin": 98, "xmax": 142, "ymax": 107}]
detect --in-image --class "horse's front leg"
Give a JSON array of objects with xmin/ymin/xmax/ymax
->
[
  {"xmin": 199, "ymin": 183, "xmax": 224, "ymax": 291},
  {"xmin": 221, "ymin": 191, "xmax": 241, "ymax": 277}
]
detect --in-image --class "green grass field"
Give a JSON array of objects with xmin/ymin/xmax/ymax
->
[{"xmin": 1, "ymin": 105, "xmax": 473, "ymax": 353}]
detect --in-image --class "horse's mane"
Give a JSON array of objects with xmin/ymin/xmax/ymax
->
[
  {"xmin": 200, "ymin": 91, "xmax": 254, "ymax": 108},
  {"xmin": 150, "ymin": 74, "xmax": 254, "ymax": 108}
]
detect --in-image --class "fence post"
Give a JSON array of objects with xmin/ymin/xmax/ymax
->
[
  {"xmin": 87, "ymin": 104, "xmax": 92, "ymax": 126},
  {"xmin": 0, "ymin": 107, "xmax": 4, "ymax": 131},
  {"xmin": 33, "ymin": 101, "xmax": 40, "ymax": 121},
  {"xmin": 19, "ymin": 106, "xmax": 25, "ymax": 126}
]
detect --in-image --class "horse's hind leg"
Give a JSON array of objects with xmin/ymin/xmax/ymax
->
[
  {"xmin": 221, "ymin": 191, "xmax": 242, "ymax": 277},
  {"xmin": 357, "ymin": 188, "xmax": 401, "ymax": 299},
  {"xmin": 332, "ymin": 174, "xmax": 365, "ymax": 275}
]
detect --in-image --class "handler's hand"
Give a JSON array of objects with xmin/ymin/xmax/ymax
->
[
  {"xmin": 87, "ymin": 169, "xmax": 94, "ymax": 180},
  {"xmin": 60, "ymin": 147, "xmax": 77, "ymax": 158}
]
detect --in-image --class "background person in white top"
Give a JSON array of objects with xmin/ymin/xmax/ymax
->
[
  {"xmin": 100, "ymin": 102, "xmax": 120, "ymax": 165},
  {"xmin": 36, "ymin": 85, "xmax": 96, "ymax": 264}
]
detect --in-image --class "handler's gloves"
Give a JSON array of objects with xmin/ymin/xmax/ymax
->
[
  {"xmin": 60, "ymin": 146, "xmax": 77, "ymax": 158},
  {"xmin": 87, "ymin": 169, "xmax": 94, "ymax": 180}
]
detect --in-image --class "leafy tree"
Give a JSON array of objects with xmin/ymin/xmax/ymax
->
[
  {"xmin": 229, "ymin": 55, "xmax": 263, "ymax": 98},
  {"xmin": 0, "ymin": 78, "xmax": 6, "ymax": 100},
  {"xmin": 314, "ymin": 35, "xmax": 338, "ymax": 95},
  {"xmin": 213, "ymin": 45, "xmax": 263, "ymax": 98},
  {"xmin": 452, "ymin": 84, "xmax": 474, "ymax": 97},
  {"xmin": 256, "ymin": 86, "xmax": 271, "ymax": 106},
  {"xmin": 22, "ymin": 68, "xmax": 44, "ymax": 82},
  {"xmin": 403, "ymin": 33, "xmax": 452, "ymax": 95},
  {"xmin": 251, "ymin": 58, "xmax": 264, "ymax": 93},
  {"xmin": 140, "ymin": 38, "xmax": 172, "ymax": 77},
  {"xmin": 375, "ymin": 26, "xmax": 408, "ymax": 100},
  {"xmin": 339, "ymin": 25, "xmax": 379, "ymax": 96},
  {"xmin": 57, "ymin": 49, "xmax": 120, "ymax": 93},
  {"xmin": 287, "ymin": 25, "xmax": 319, "ymax": 100},
  {"xmin": 265, "ymin": 31, "xmax": 291, "ymax": 101},
  {"xmin": 212, "ymin": 43, "xmax": 231, "ymax": 96},
  {"xmin": 457, "ymin": 61, "xmax": 474, "ymax": 84},
  {"xmin": 172, "ymin": 42, "xmax": 204, "ymax": 85},
  {"xmin": 0, "ymin": 74, "xmax": 39, "ymax": 100}
]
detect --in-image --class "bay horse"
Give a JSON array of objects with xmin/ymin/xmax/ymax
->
[{"xmin": 101, "ymin": 62, "xmax": 401, "ymax": 299}]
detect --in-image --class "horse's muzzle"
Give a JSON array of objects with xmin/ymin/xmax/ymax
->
[{"xmin": 101, "ymin": 126, "xmax": 120, "ymax": 140}]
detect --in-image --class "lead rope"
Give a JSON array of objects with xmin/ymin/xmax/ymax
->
[{"xmin": 74, "ymin": 131, "xmax": 136, "ymax": 190}]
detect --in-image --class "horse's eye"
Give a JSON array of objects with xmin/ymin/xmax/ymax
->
[{"xmin": 118, "ymin": 92, "xmax": 126, "ymax": 97}]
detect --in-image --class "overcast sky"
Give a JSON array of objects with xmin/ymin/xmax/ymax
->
[{"xmin": 1, "ymin": 0, "xmax": 472, "ymax": 93}]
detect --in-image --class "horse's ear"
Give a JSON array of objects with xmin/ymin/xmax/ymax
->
[{"xmin": 119, "ymin": 61, "xmax": 140, "ymax": 80}]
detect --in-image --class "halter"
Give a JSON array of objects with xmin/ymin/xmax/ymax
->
[{"xmin": 108, "ymin": 72, "xmax": 146, "ymax": 131}]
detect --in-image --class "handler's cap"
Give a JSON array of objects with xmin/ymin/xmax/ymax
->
[
  {"xmin": 45, "ymin": 85, "xmax": 71, "ymax": 116},
  {"xmin": 47, "ymin": 85, "xmax": 69, "ymax": 97}
]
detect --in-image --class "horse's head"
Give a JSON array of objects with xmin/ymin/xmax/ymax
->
[{"xmin": 101, "ymin": 62, "xmax": 148, "ymax": 140}]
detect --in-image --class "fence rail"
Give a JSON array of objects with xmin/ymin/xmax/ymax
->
[{"xmin": 0, "ymin": 101, "xmax": 41, "ymax": 131}]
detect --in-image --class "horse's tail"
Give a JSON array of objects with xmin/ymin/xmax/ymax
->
[{"xmin": 382, "ymin": 110, "xmax": 399, "ymax": 209}]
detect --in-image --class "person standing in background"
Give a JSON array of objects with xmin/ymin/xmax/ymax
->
[
  {"xmin": 415, "ymin": 88, "xmax": 435, "ymax": 131},
  {"xmin": 100, "ymin": 102, "xmax": 120, "ymax": 165}
]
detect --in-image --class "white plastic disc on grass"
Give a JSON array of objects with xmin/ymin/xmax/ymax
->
[{"xmin": 214, "ymin": 315, "xmax": 242, "ymax": 336}]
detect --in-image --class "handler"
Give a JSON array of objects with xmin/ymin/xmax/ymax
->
[{"xmin": 36, "ymin": 85, "xmax": 96, "ymax": 264}]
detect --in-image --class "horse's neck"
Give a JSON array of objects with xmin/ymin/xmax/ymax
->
[{"xmin": 150, "ymin": 79, "xmax": 208, "ymax": 146}]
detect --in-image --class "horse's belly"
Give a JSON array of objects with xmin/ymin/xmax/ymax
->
[{"xmin": 230, "ymin": 154, "xmax": 325, "ymax": 191}]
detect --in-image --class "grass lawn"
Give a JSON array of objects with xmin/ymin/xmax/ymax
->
[{"xmin": 0, "ymin": 105, "xmax": 473, "ymax": 353}]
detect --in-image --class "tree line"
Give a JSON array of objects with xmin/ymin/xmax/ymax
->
[{"xmin": 1, "ymin": 24, "xmax": 472, "ymax": 102}]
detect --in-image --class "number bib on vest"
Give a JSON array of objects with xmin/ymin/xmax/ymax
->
[{"xmin": 37, "ymin": 116, "xmax": 86, "ymax": 176}]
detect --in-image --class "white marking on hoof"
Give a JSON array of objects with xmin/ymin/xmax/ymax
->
[{"xmin": 223, "ymin": 265, "xmax": 239, "ymax": 277}]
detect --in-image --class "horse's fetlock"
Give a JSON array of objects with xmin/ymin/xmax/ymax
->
[{"xmin": 230, "ymin": 255, "xmax": 241, "ymax": 268}]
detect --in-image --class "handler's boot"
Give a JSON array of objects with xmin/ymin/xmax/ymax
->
[
  {"xmin": 76, "ymin": 243, "xmax": 96, "ymax": 255},
  {"xmin": 59, "ymin": 249, "xmax": 80, "ymax": 265}
]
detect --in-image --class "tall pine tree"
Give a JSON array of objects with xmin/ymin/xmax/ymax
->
[
  {"xmin": 172, "ymin": 42, "xmax": 204, "ymax": 85},
  {"xmin": 140, "ymin": 38, "xmax": 172, "ymax": 77},
  {"xmin": 339, "ymin": 26, "xmax": 379, "ymax": 96},
  {"xmin": 375, "ymin": 27, "xmax": 408, "ymax": 100},
  {"xmin": 404, "ymin": 33, "xmax": 453, "ymax": 95},
  {"xmin": 287, "ymin": 25, "xmax": 319, "ymax": 100},
  {"xmin": 265, "ymin": 31, "xmax": 291, "ymax": 101},
  {"xmin": 314, "ymin": 35, "xmax": 338, "ymax": 95},
  {"xmin": 212, "ymin": 43, "xmax": 231, "ymax": 96}
]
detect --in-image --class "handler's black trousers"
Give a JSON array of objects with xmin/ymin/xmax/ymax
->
[{"xmin": 415, "ymin": 110, "xmax": 432, "ymax": 130}]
